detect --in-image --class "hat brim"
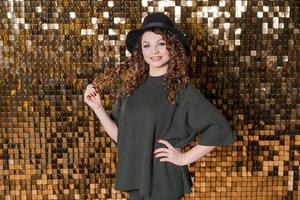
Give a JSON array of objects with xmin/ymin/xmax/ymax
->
[{"xmin": 126, "ymin": 26, "xmax": 191, "ymax": 55}]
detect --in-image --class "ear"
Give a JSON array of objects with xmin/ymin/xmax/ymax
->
[{"xmin": 185, "ymin": 54, "xmax": 191, "ymax": 65}]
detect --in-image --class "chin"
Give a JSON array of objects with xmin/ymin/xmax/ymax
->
[
  {"xmin": 150, "ymin": 64, "xmax": 165, "ymax": 68},
  {"xmin": 148, "ymin": 61, "xmax": 169, "ymax": 68}
]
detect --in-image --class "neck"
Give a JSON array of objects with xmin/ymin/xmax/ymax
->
[{"xmin": 149, "ymin": 67, "xmax": 168, "ymax": 77}]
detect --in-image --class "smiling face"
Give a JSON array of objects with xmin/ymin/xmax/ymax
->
[{"xmin": 141, "ymin": 31, "xmax": 170, "ymax": 76}]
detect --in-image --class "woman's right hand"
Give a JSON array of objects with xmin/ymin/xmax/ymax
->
[{"xmin": 84, "ymin": 83, "xmax": 103, "ymax": 110}]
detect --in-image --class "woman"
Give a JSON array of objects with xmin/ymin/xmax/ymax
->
[{"xmin": 84, "ymin": 13, "xmax": 234, "ymax": 200}]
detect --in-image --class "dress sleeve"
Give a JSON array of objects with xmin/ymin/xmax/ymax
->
[
  {"xmin": 109, "ymin": 95, "xmax": 124, "ymax": 146},
  {"xmin": 186, "ymin": 87, "xmax": 234, "ymax": 146},
  {"xmin": 109, "ymin": 95, "xmax": 123, "ymax": 126}
]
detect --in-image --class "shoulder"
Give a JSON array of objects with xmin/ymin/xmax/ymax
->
[
  {"xmin": 178, "ymin": 84, "xmax": 209, "ymax": 104},
  {"xmin": 177, "ymin": 83, "xmax": 220, "ymax": 112},
  {"xmin": 114, "ymin": 93, "xmax": 129, "ymax": 106}
]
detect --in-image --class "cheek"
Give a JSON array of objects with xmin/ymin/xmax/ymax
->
[
  {"xmin": 160, "ymin": 47, "xmax": 169, "ymax": 56},
  {"xmin": 163, "ymin": 51, "xmax": 170, "ymax": 60},
  {"xmin": 142, "ymin": 49, "xmax": 151, "ymax": 60}
]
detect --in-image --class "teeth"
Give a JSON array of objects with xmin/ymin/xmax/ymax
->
[{"xmin": 151, "ymin": 57, "xmax": 161, "ymax": 60}]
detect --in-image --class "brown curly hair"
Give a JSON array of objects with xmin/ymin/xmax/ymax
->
[{"xmin": 93, "ymin": 28, "xmax": 190, "ymax": 105}]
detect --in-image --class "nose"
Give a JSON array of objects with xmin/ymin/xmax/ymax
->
[
  {"xmin": 153, "ymin": 49, "xmax": 158, "ymax": 54},
  {"xmin": 152, "ymin": 45, "xmax": 159, "ymax": 54}
]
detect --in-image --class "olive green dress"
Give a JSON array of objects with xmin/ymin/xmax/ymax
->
[{"xmin": 110, "ymin": 74, "xmax": 234, "ymax": 199}]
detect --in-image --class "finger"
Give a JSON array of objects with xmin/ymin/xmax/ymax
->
[
  {"xmin": 84, "ymin": 91, "xmax": 94, "ymax": 98},
  {"xmin": 88, "ymin": 83, "xmax": 97, "ymax": 87},
  {"xmin": 91, "ymin": 84, "xmax": 99, "ymax": 92},
  {"xmin": 159, "ymin": 158, "xmax": 171, "ymax": 163},
  {"xmin": 86, "ymin": 84, "xmax": 95, "ymax": 89},
  {"xmin": 84, "ymin": 91, "xmax": 91, "ymax": 97},
  {"xmin": 154, "ymin": 152, "xmax": 168, "ymax": 158},
  {"xmin": 92, "ymin": 92, "xmax": 99, "ymax": 97},
  {"xmin": 157, "ymin": 140, "xmax": 174, "ymax": 149},
  {"xmin": 84, "ymin": 90, "xmax": 98, "ymax": 99},
  {"xmin": 153, "ymin": 148, "xmax": 169, "ymax": 154},
  {"xmin": 84, "ymin": 91, "xmax": 95, "ymax": 98},
  {"xmin": 90, "ymin": 96, "xmax": 98, "ymax": 102},
  {"xmin": 92, "ymin": 93, "xmax": 98, "ymax": 98},
  {"xmin": 86, "ymin": 85, "xmax": 99, "ymax": 93},
  {"xmin": 91, "ymin": 83, "xmax": 99, "ymax": 88},
  {"xmin": 84, "ymin": 90, "xmax": 97, "ymax": 97},
  {"xmin": 84, "ymin": 94, "xmax": 93, "ymax": 101},
  {"xmin": 85, "ymin": 87, "xmax": 96, "ymax": 93}
]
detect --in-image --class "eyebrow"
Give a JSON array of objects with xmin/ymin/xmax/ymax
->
[{"xmin": 142, "ymin": 39, "xmax": 165, "ymax": 44}]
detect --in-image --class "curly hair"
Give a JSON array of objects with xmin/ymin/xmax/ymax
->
[{"xmin": 93, "ymin": 28, "xmax": 190, "ymax": 105}]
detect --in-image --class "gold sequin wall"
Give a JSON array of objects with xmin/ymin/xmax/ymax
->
[{"xmin": 0, "ymin": 0, "xmax": 299, "ymax": 199}]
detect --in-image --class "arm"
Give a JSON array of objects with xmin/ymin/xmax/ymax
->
[
  {"xmin": 154, "ymin": 140, "xmax": 216, "ymax": 166},
  {"xmin": 92, "ymin": 105, "xmax": 118, "ymax": 143},
  {"xmin": 84, "ymin": 84, "xmax": 118, "ymax": 143},
  {"xmin": 183, "ymin": 144, "xmax": 216, "ymax": 165}
]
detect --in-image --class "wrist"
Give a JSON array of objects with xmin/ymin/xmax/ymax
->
[
  {"xmin": 91, "ymin": 103, "xmax": 104, "ymax": 111},
  {"xmin": 182, "ymin": 152, "xmax": 190, "ymax": 166}
]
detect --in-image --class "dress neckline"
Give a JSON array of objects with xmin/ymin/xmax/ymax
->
[{"xmin": 145, "ymin": 74, "xmax": 165, "ymax": 86}]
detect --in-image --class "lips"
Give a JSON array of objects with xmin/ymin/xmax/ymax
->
[{"xmin": 150, "ymin": 56, "xmax": 162, "ymax": 61}]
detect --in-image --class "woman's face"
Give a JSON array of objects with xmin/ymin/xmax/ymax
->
[{"xmin": 141, "ymin": 31, "xmax": 170, "ymax": 72}]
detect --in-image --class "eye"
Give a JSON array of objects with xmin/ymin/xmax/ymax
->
[
  {"xmin": 158, "ymin": 42, "xmax": 166, "ymax": 46},
  {"xmin": 143, "ymin": 44, "xmax": 150, "ymax": 48}
]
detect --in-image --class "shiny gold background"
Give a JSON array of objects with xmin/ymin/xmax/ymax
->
[{"xmin": 0, "ymin": 0, "xmax": 299, "ymax": 199}]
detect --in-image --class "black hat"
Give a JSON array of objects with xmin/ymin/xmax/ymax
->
[{"xmin": 126, "ymin": 12, "xmax": 191, "ymax": 55}]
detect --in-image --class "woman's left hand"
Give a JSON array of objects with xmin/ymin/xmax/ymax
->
[{"xmin": 153, "ymin": 140, "xmax": 187, "ymax": 166}]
